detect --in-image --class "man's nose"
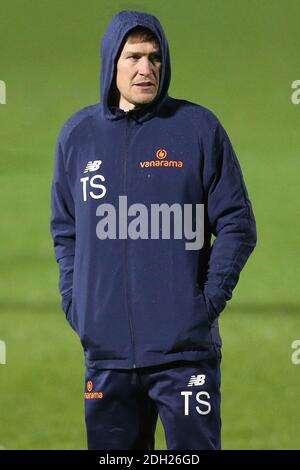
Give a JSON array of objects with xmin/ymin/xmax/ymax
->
[{"xmin": 138, "ymin": 57, "xmax": 152, "ymax": 76}]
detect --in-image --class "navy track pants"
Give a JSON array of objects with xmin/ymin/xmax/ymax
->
[{"xmin": 84, "ymin": 356, "xmax": 221, "ymax": 450}]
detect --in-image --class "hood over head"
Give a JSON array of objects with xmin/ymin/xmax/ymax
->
[{"xmin": 100, "ymin": 10, "xmax": 171, "ymax": 122}]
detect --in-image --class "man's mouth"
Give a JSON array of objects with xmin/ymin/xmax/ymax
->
[{"xmin": 134, "ymin": 81, "xmax": 155, "ymax": 87}]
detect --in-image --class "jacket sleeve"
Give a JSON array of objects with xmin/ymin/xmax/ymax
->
[
  {"xmin": 202, "ymin": 120, "xmax": 257, "ymax": 322},
  {"xmin": 50, "ymin": 136, "xmax": 76, "ymax": 318}
]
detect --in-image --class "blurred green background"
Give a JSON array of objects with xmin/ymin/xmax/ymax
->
[{"xmin": 0, "ymin": 0, "xmax": 300, "ymax": 450}]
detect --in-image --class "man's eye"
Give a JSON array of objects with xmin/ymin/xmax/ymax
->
[{"xmin": 151, "ymin": 54, "xmax": 162, "ymax": 62}]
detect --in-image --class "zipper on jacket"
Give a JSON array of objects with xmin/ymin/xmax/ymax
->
[{"xmin": 124, "ymin": 114, "xmax": 137, "ymax": 369}]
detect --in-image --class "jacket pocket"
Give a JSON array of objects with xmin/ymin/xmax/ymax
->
[
  {"xmin": 61, "ymin": 290, "xmax": 72, "ymax": 315},
  {"xmin": 200, "ymin": 290, "xmax": 213, "ymax": 328},
  {"xmin": 203, "ymin": 291, "xmax": 224, "ymax": 326},
  {"xmin": 193, "ymin": 288, "xmax": 213, "ymax": 330},
  {"xmin": 61, "ymin": 290, "xmax": 78, "ymax": 334}
]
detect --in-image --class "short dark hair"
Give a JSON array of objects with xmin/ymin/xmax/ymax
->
[{"xmin": 124, "ymin": 25, "xmax": 159, "ymax": 47}]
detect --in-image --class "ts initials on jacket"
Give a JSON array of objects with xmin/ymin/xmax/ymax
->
[{"xmin": 50, "ymin": 11, "xmax": 257, "ymax": 370}]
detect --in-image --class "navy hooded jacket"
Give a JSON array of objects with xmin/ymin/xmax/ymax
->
[{"xmin": 50, "ymin": 10, "xmax": 257, "ymax": 369}]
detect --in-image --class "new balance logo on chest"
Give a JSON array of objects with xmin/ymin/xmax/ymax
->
[{"xmin": 84, "ymin": 160, "xmax": 102, "ymax": 173}]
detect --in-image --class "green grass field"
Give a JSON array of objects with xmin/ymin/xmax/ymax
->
[{"xmin": 1, "ymin": 0, "xmax": 300, "ymax": 449}]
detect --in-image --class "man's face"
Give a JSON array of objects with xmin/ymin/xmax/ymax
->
[{"xmin": 116, "ymin": 38, "xmax": 162, "ymax": 111}]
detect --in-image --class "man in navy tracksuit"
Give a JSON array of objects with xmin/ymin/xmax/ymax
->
[{"xmin": 50, "ymin": 10, "xmax": 257, "ymax": 450}]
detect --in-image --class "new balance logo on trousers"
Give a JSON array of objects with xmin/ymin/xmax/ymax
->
[
  {"xmin": 188, "ymin": 374, "xmax": 206, "ymax": 386},
  {"xmin": 84, "ymin": 357, "xmax": 221, "ymax": 450}
]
